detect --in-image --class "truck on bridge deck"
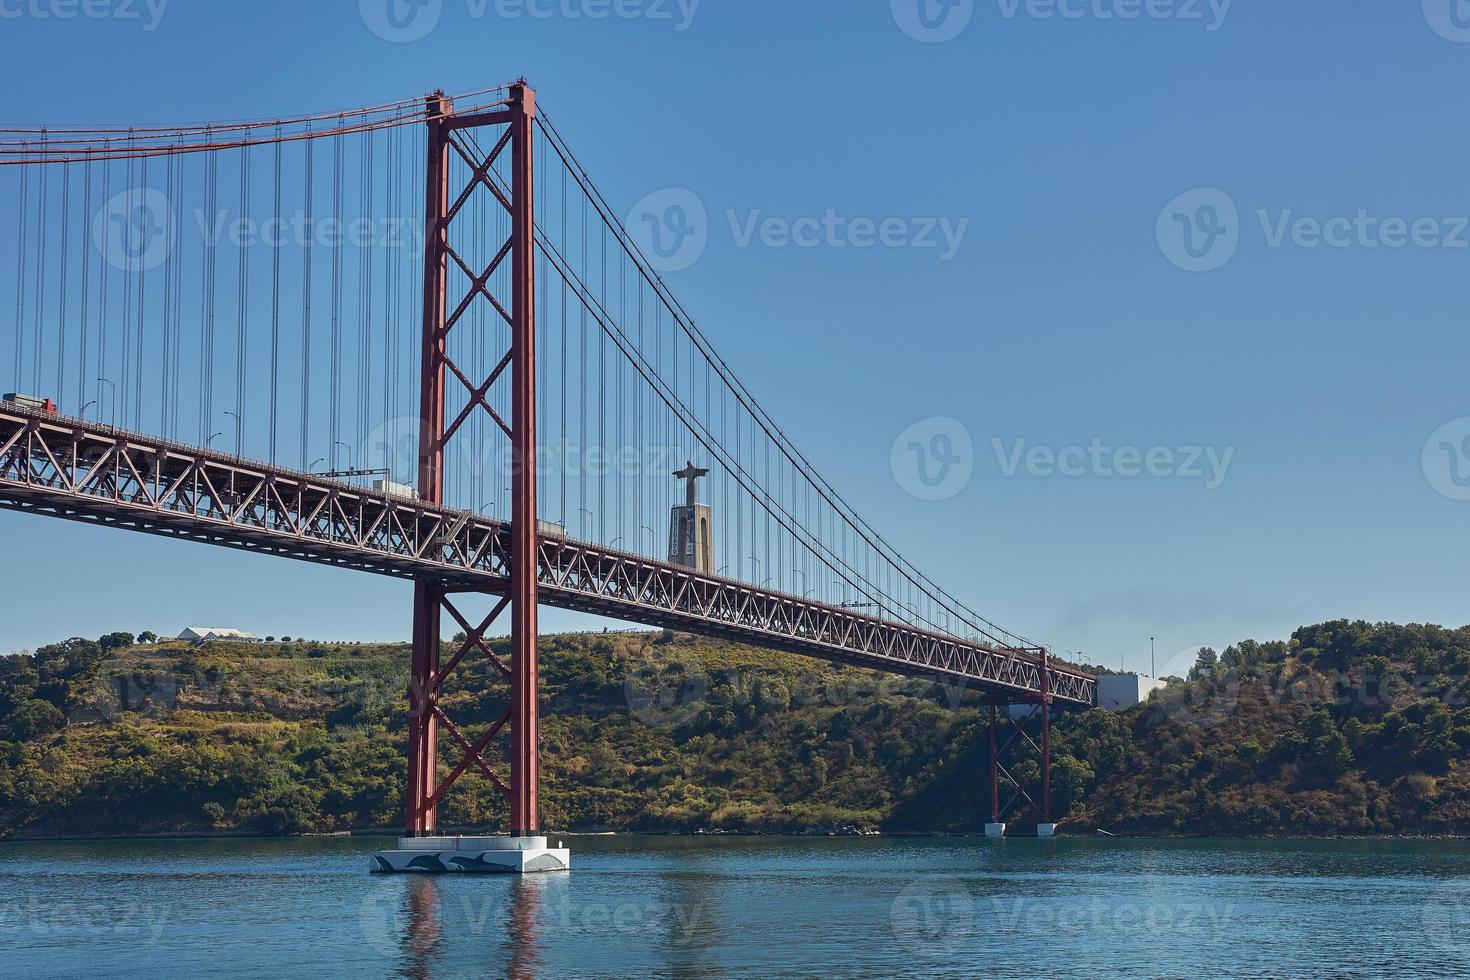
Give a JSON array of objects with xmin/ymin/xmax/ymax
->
[{"xmin": 2, "ymin": 393, "xmax": 57, "ymax": 416}]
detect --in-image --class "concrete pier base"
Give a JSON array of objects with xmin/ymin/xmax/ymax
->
[
  {"xmin": 1036, "ymin": 823, "xmax": 1057, "ymax": 839},
  {"xmin": 984, "ymin": 822, "xmax": 1007, "ymax": 838},
  {"xmin": 370, "ymin": 836, "xmax": 570, "ymax": 874}
]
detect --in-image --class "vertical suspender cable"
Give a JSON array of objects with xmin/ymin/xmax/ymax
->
[
  {"xmin": 97, "ymin": 154, "xmax": 110, "ymax": 423},
  {"xmin": 302, "ymin": 124, "xmax": 313, "ymax": 468},
  {"xmin": 560, "ymin": 163, "xmax": 567, "ymax": 523},
  {"xmin": 13, "ymin": 150, "xmax": 28, "ymax": 391},
  {"xmin": 170, "ymin": 151, "xmax": 185, "ymax": 438},
  {"xmin": 330, "ymin": 125, "xmax": 343, "ymax": 463},
  {"xmin": 382, "ymin": 123, "xmax": 395, "ymax": 478},
  {"xmin": 33, "ymin": 129, "xmax": 48, "ymax": 394},
  {"xmin": 236, "ymin": 145, "xmax": 250, "ymax": 454},
  {"xmin": 359, "ymin": 127, "xmax": 371, "ymax": 462},
  {"xmin": 580, "ymin": 190, "xmax": 587, "ymax": 534},
  {"xmin": 78, "ymin": 155, "xmax": 91, "ymax": 413},
  {"xmin": 599, "ymin": 221, "xmax": 606, "ymax": 543},
  {"xmin": 636, "ymin": 274, "xmax": 643, "ymax": 545},
  {"xmin": 269, "ymin": 125, "xmax": 282, "ymax": 461},
  {"xmin": 133, "ymin": 152, "xmax": 147, "ymax": 428},
  {"xmin": 121, "ymin": 141, "xmax": 133, "ymax": 425},
  {"xmin": 618, "ymin": 249, "xmax": 625, "ymax": 542},
  {"xmin": 161, "ymin": 153, "xmax": 174, "ymax": 434},
  {"xmin": 56, "ymin": 161, "xmax": 70, "ymax": 408},
  {"xmin": 200, "ymin": 136, "xmax": 217, "ymax": 442}
]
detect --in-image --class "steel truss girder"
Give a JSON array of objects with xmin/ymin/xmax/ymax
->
[
  {"xmin": 535, "ymin": 539, "xmax": 1095, "ymax": 706},
  {"xmin": 0, "ymin": 408, "xmax": 1096, "ymax": 708},
  {"xmin": 0, "ymin": 410, "xmax": 509, "ymax": 584}
]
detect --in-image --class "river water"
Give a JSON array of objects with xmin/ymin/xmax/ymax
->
[{"xmin": 2, "ymin": 834, "xmax": 1468, "ymax": 977}]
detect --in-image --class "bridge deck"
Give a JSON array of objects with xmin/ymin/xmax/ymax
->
[{"xmin": 0, "ymin": 407, "xmax": 1096, "ymax": 707}]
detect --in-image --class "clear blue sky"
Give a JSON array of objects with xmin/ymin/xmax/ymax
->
[{"xmin": 1, "ymin": 1, "xmax": 1467, "ymax": 675}]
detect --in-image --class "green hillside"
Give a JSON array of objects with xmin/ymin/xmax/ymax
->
[
  {"xmin": 0, "ymin": 620, "xmax": 1467, "ymax": 838},
  {"xmin": 1090, "ymin": 621, "xmax": 1470, "ymax": 835}
]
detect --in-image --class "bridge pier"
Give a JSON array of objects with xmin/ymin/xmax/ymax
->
[{"xmin": 372, "ymin": 836, "xmax": 569, "ymax": 875}]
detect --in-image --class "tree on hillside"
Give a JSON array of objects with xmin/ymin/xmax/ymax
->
[
  {"xmin": 4, "ymin": 699, "xmax": 65, "ymax": 741},
  {"xmin": 1190, "ymin": 648, "xmax": 1218, "ymax": 680}
]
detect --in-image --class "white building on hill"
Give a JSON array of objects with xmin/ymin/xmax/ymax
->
[
  {"xmin": 1095, "ymin": 673, "xmax": 1169, "ymax": 711},
  {"xmin": 1007, "ymin": 673, "xmax": 1169, "ymax": 720},
  {"xmin": 177, "ymin": 626, "xmax": 260, "ymax": 643}
]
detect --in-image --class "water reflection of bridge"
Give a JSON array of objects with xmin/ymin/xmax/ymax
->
[{"xmin": 392, "ymin": 875, "xmax": 544, "ymax": 979}]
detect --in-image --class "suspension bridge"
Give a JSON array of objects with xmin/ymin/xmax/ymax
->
[{"xmin": 0, "ymin": 82, "xmax": 1096, "ymax": 870}]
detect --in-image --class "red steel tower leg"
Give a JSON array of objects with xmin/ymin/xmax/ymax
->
[
  {"xmin": 988, "ymin": 705, "xmax": 1000, "ymax": 825},
  {"xmin": 1041, "ymin": 651, "xmax": 1052, "ymax": 826},
  {"xmin": 405, "ymin": 91, "xmax": 453, "ymax": 837},
  {"xmin": 405, "ymin": 587, "xmax": 441, "ymax": 835},
  {"xmin": 508, "ymin": 83, "xmax": 539, "ymax": 838}
]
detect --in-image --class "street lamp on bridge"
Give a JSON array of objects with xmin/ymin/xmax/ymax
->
[
  {"xmin": 224, "ymin": 411, "xmax": 242, "ymax": 456},
  {"xmin": 96, "ymin": 377, "xmax": 116, "ymax": 428}
]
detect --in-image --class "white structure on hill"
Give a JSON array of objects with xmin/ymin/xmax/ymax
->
[
  {"xmin": 1095, "ymin": 673, "xmax": 1169, "ymax": 711},
  {"xmin": 177, "ymin": 626, "xmax": 260, "ymax": 643},
  {"xmin": 1006, "ymin": 673, "xmax": 1169, "ymax": 720}
]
